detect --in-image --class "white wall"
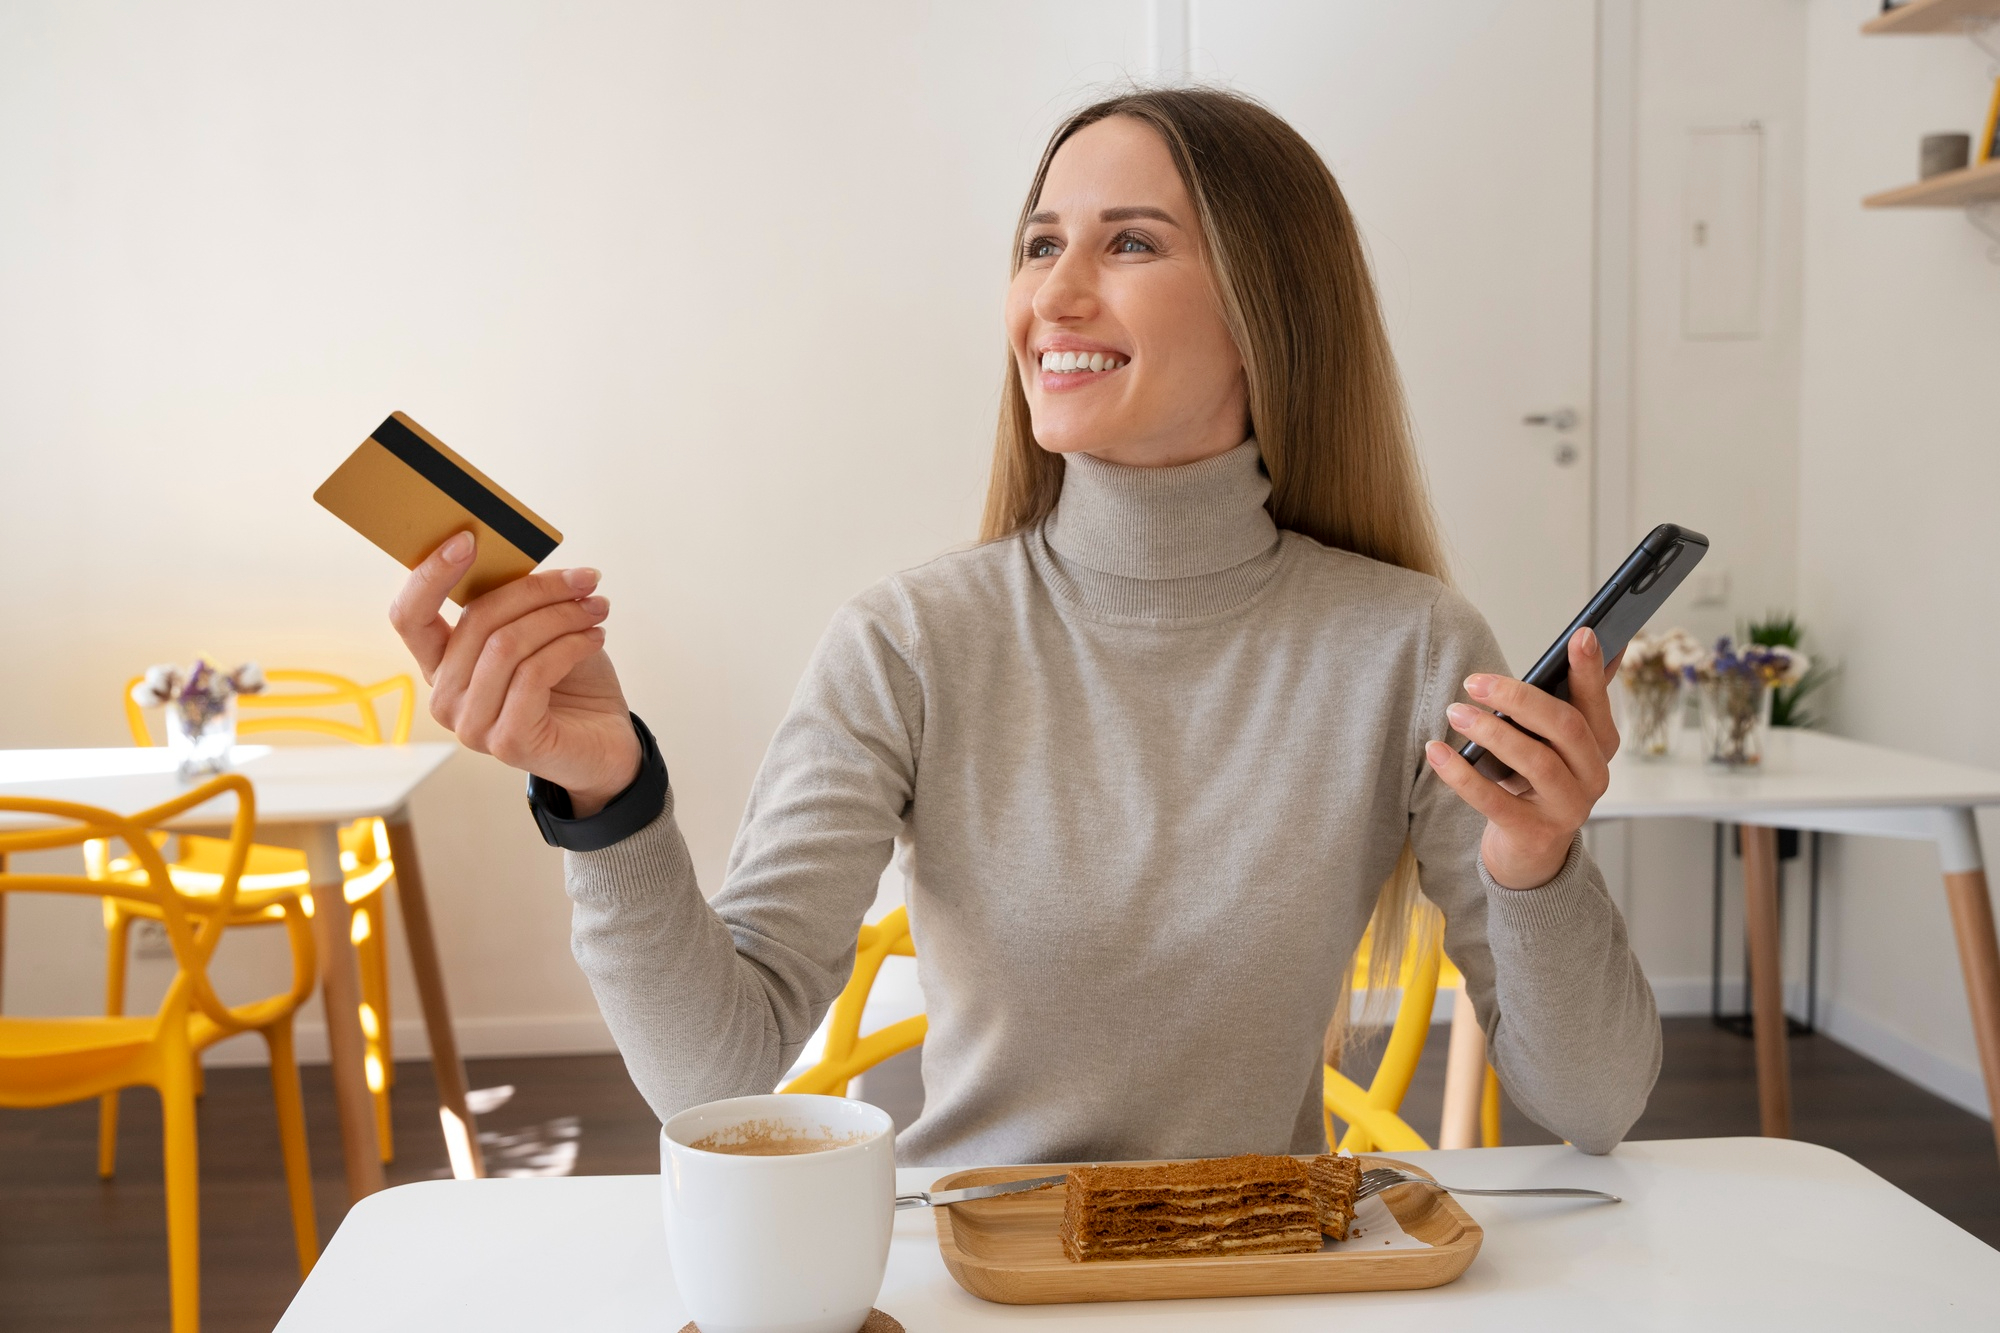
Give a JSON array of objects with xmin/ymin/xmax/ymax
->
[
  {"xmin": 0, "ymin": 0, "xmax": 1150, "ymax": 1059},
  {"xmin": 11, "ymin": 2, "xmax": 1991, "ymax": 1123},
  {"xmin": 1607, "ymin": 0, "xmax": 1811, "ymax": 1008},
  {"xmin": 1605, "ymin": 1, "xmax": 2000, "ymax": 1123},
  {"xmin": 0, "ymin": 1, "xmax": 1643, "ymax": 1068},
  {"xmin": 1794, "ymin": 0, "xmax": 2000, "ymax": 1117}
]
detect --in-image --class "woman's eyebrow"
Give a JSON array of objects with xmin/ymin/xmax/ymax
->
[
  {"xmin": 1022, "ymin": 205, "xmax": 1182, "ymax": 227},
  {"xmin": 1099, "ymin": 205, "xmax": 1179, "ymax": 225}
]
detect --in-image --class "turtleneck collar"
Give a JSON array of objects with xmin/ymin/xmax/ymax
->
[
  {"xmin": 1044, "ymin": 440, "xmax": 1279, "ymax": 581},
  {"xmin": 1031, "ymin": 440, "xmax": 1287, "ymax": 623}
]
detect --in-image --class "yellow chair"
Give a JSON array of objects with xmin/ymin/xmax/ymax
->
[
  {"xmin": 781, "ymin": 906, "xmax": 926, "ymax": 1096},
  {"xmin": 1322, "ymin": 923, "xmax": 1503, "ymax": 1153},
  {"xmin": 111, "ymin": 670, "xmax": 412, "ymax": 1162},
  {"xmin": 0, "ymin": 776, "xmax": 318, "ymax": 1333},
  {"xmin": 785, "ymin": 904, "xmax": 1498, "ymax": 1156}
]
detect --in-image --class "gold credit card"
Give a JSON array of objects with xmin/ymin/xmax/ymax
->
[{"xmin": 314, "ymin": 412, "xmax": 563, "ymax": 605}]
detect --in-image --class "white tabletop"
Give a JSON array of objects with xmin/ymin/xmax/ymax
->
[
  {"xmin": 0, "ymin": 743, "xmax": 457, "ymax": 826},
  {"xmin": 275, "ymin": 1137, "xmax": 2000, "ymax": 1331},
  {"xmin": 1596, "ymin": 727, "xmax": 2000, "ymax": 821}
]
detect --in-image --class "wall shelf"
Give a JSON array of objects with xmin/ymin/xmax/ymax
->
[
  {"xmin": 1864, "ymin": 156, "xmax": 2000, "ymax": 206},
  {"xmin": 1862, "ymin": 0, "xmax": 2000, "ymax": 36}
]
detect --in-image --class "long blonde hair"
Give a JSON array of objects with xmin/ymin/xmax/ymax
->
[{"xmin": 980, "ymin": 87, "xmax": 1448, "ymax": 1063}]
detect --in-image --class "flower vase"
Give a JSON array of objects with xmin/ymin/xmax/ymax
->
[
  {"xmin": 1624, "ymin": 676, "xmax": 1682, "ymax": 759},
  {"xmin": 166, "ymin": 694, "xmax": 237, "ymax": 780},
  {"xmin": 1698, "ymin": 675, "xmax": 1768, "ymax": 770}
]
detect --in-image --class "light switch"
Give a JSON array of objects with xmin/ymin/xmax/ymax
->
[{"xmin": 1687, "ymin": 568, "xmax": 1731, "ymax": 607}]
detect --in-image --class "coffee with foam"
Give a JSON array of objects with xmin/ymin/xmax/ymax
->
[{"xmin": 689, "ymin": 1117, "xmax": 870, "ymax": 1157}]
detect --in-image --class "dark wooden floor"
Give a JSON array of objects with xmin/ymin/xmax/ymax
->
[{"xmin": 3, "ymin": 1019, "xmax": 1995, "ymax": 1330}]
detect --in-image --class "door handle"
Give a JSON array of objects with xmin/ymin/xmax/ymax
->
[{"xmin": 1522, "ymin": 408, "xmax": 1578, "ymax": 432}]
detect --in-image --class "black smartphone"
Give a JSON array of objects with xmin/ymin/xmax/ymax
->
[{"xmin": 1457, "ymin": 523, "xmax": 1710, "ymax": 785}]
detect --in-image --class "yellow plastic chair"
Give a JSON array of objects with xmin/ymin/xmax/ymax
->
[
  {"xmin": 780, "ymin": 903, "xmax": 1498, "ymax": 1152},
  {"xmin": 112, "ymin": 670, "xmax": 412, "ymax": 1161},
  {"xmin": 0, "ymin": 776, "xmax": 318, "ymax": 1333},
  {"xmin": 1322, "ymin": 924, "xmax": 1503, "ymax": 1153},
  {"xmin": 781, "ymin": 906, "xmax": 926, "ymax": 1096}
]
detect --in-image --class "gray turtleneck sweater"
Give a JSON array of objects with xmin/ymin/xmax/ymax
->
[{"xmin": 568, "ymin": 443, "xmax": 1660, "ymax": 1164}]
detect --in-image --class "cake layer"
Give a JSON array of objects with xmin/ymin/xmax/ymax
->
[
  {"xmin": 1085, "ymin": 1188, "xmax": 1315, "ymax": 1210},
  {"xmin": 1060, "ymin": 1155, "xmax": 1322, "ymax": 1263},
  {"xmin": 1080, "ymin": 1203, "xmax": 1317, "ymax": 1238},
  {"xmin": 1067, "ymin": 1225, "xmax": 1323, "ymax": 1261},
  {"xmin": 1307, "ymin": 1154, "xmax": 1361, "ymax": 1240},
  {"xmin": 1066, "ymin": 1154, "xmax": 1310, "ymax": 1196},
  {"xmin": 1075, "ymin": 1218, "xmax": 1318, "ymax": 1243}
]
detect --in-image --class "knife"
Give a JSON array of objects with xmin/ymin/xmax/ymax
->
[{"xmin": 893, "ymin": 1173, "xmax": 1066, "ymax": 1211}]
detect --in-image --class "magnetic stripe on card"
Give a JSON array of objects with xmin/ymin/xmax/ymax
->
[{"xmin": 369, "ymin": 415, "xmax": 559, "ymax": 562}]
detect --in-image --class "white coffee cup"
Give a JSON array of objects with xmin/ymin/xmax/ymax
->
[{"xmin": 660, "ymin": 1094, "xmax": 895, "ymax": 1333}]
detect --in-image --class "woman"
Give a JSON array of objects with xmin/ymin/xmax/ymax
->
[{"xmin": 389, "ymin": 88, "xmax": 1659, "ymax": 1164}]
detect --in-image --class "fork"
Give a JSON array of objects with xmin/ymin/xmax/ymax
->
[{"xmin": 1355, "ymin": 1166, "xmax": 1621, "ymax": 1204}]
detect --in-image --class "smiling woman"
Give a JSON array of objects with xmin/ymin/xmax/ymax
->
[
  {"xmin": 385, "ymin": 86, "xmax": 1661, "ymax": 1168},
  {"xmin": 1002, "ymin": 118, "xmax": 1249, "ymax": 469},
  {"xmin": 985, "ymin": 91, "xmax": 1439, "ymax": 576}
]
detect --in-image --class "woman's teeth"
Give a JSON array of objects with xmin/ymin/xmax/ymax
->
[{"xmin": 1039, "ymin": 350, "xmax": 1127, "ymax": 373}]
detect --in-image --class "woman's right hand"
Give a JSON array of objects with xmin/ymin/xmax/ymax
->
[{"xmin": 389, "ymin": 532, "xmax": 642, "ymax": 816}]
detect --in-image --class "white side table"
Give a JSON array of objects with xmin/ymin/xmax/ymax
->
[
  {"xmin": 1593, "ymin": 728, "xmax": 2000, "ymax": 1158},
  {"xmin": 0, "ymin": 743, "xmax": 477, "ymax": 1199}
]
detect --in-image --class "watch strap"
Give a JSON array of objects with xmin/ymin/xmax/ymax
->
[{"xmin": 526, "ymin": 712, "xmax": 669, "ymax": 852}]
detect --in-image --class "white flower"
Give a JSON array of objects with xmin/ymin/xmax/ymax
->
[
  {"xmin": 231, "ymin": 661, "xmax": 265, "ymax": 694},
  {"xmin": 1622, "ymin": 626, "xmax": 1704, "ymax": 680},
  {"xmin": 1659, "ymin": 629, "xmax": 1706, "ymax": 672},
  {"xmin": 132, "ymin": 664, "xmax": 180, "ymax": 707}
]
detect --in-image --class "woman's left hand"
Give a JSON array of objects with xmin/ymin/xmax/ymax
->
[{"xmin": 1424, "ymin": 627, "xmax": 1623, "ymax": 890}]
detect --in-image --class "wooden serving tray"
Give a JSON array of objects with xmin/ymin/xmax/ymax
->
[{"xmin": 931, "ymin": 1155, "xmax": 1482, "ymax": 1304}]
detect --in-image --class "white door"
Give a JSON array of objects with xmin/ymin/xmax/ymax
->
[{"xmin": 1192, "ymin": 1, "xmax": 1600, "ymax": 669}]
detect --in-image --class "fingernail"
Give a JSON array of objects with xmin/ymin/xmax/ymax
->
[
  {"xmin": 442, "ymin": 532, "xmax": 474, "ymax": 563},
  {"xmin": 1464, "ymin": 674, "xmax": 1493, "ymax": 699},
  {"xmin": 564, "ymin": 567, "xmax": 600, "ymax": 592},
  {"xmin": 580, "ymin": 596, "xmax": 608, "ymax": 616},
  {"xmin": 1577, "ymin": 627, "xmax": 1599, "ymax": 653},
  {"xmin": 1425, "ymin": 741, "xmax": 1447, "ymax": 767},
  {"xmin": 1447, "ymin": 703, "xmax": 1478, "ymax": 730}
]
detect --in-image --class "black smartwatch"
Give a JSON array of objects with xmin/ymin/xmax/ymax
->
[{"xmin": 526, "ymin": 712, "xmax": 670, "ymax": 851}]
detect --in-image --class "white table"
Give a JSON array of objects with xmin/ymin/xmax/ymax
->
[
  {"xmin": 0, "ymin": 743, "xmax": 479, "ymax": 1198},
  {"xmin": 275, "ymin": 1138, "xmax": 2000, "ymax": 1330},
  {"xmin": 1592, "ymin": 728, "xmax": 2000, "ymax": 1159}
]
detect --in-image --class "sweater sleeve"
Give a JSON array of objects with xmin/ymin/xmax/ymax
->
[
  {"xmin": 563, "ymin": 581, "xmax": 923, "ymax": 1124},
  {"xmin": 1405, "ymin": 588, "xmax": 1661, "ymax": 1154}
]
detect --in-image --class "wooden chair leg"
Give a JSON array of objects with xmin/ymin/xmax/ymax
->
[
  {"xmin": 1480, "ymin": 1065, "xmax": 1503, "ymax": 1148},
  {"xmin": 159, "ymin": 1054, "xmax": 202, "ymax": 1333},
  {"xmin": 1438, "ymin": 983, "xmax": 1485, "ymax": 1150},
  {"xmin": 100, "ymin": 913, "xmax": 132, "ymax": 1178},
  {"xmin": 263, "ymin": 1018, "xmax": 320, "ymax": 1278},
  {"xmin": 383, "ymin": 816, "xmax": 486, "ymax": 1177}
]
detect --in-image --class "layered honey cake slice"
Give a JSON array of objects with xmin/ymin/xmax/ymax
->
[
  {"xmin": 1308, "ymin": 1154, "xmax": 1362, "ymax": 1240},
  {"xmin": 1058, "ymin": 1154, "xmax": 1322, "ymax": 1262}
]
